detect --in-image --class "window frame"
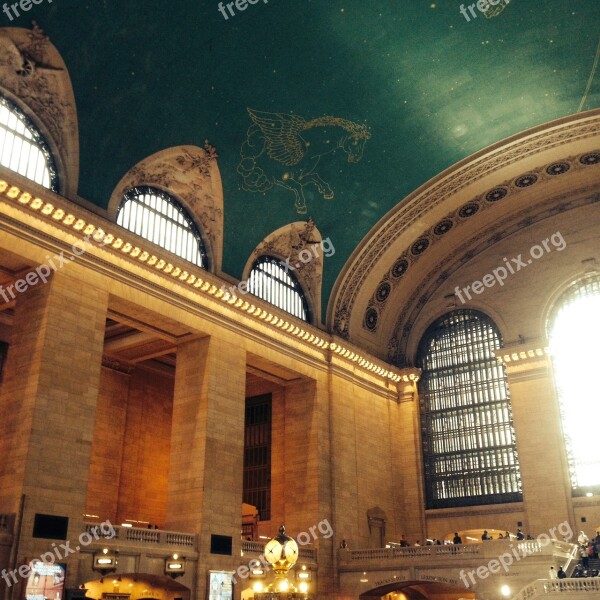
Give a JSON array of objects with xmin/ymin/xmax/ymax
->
[
  {"xmin": 417, "ymin": 309, "xmax": 522, "ymax": 509},
  {"xmin": 247, "ymin": 255, "xmax": 311, "ymax": 322},
  {"xmin": 116, "ymin": 185, "xmax": 208, "ymax": 269},
  {"xmin": 547, "ymin": 273, "xmax": 600, "ymax": 496},
  {"xmin": 0, "ymin": 93, "xmax": 58, "ymax": 192}
]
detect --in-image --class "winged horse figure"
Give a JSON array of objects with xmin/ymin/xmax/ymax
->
[{"xmin": 238, "ymin": 109, "xmax": 371, "ymax": 214}]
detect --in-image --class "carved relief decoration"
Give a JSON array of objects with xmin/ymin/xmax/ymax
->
[
  {"xmin": 364, "ymin": 153, "xmax": 599, "ymax": 335},
  {"xmin": 328, "ymin": 113, "xmax": 600, "ymax": 340},
  {"xmin": 107, "ymin": 142, "xmax": 224, "ymax": 272},
  {"xmin": 389, "ymin": 186, "xmax": 600, "ymax": 366},
  {"xmin": 0, "ymin": 24, "xmax": 80, "ymax": 196},
  {"xmin": 243, "ymin": 218, "xmax": 324, "ymax": 324}
]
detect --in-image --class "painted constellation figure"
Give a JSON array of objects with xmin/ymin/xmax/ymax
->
[
  {"xmin": 238, "ymin": 108, "xmax": 371, "ymax": 214},
  {"xmin": 481, "ymin": 0, "xmax": 511, "ymax": 18}
]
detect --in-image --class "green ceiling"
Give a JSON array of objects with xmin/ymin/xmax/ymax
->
[{"xmin": 16, "ymin": 0, "xmax": 600, "ymax": 318}]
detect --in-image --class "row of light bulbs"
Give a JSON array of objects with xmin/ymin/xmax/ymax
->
[{"xmin": 0, "ymin": 179, "xmax": 418, "ymax": 384}]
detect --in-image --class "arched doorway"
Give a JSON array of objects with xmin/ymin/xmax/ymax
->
[
  {"xmin": 81, "ymin": 574, "xmax": 190, "ymax": 600},
  {"xmin": 360, "ymin": 580, "xmax": 477, "ymax": 600}
]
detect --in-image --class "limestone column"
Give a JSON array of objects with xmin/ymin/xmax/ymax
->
[
  {"xmin": 499, "ymin": 342, "xmax": 574, "ymax": 536},
  {"xmin": 0, "ymin": 271, "xmax": 108, "ymax": 593},
  {"xmin": 167, "ymin": 336, "xmax": 246, "ymax": 600}
]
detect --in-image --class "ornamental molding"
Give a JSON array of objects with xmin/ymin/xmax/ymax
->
[
  {"xmin": 494, "ymin": 340, "xmax": 552, "ymax": 382},
  {"xmin": 243, "ymin": 218, "xmax": 324, "ymax": 323},
  {"xmin": 107, "ymin": 143, "xmax": 224, "ymax": 273},
  {"xmin": 0, "ymin": 171, "xmax": 407, "ymax": 391},
  {"xmin": 328, "ymin": 112, "xmax": 600, "ymax": 340},
  {"xmin": 0, "ymin": 24, "xmax": 80, "ymax": 197},
  {"xmin": 389, "ymin": 185, "xmax": 600, "ymax": 365},
  {"xmin": 425, "ymin": 504, "xmax": 523, "ymax": 519},
  {"xmin": 364, "ymin": 153, "xmax": 598, "ymax": 337}
]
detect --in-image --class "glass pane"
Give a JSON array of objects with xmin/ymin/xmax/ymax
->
[
  {"xmin": 116, "ymin": 187, "xmax": 207, "ymax": 268},
  {"xmin": 417, "ymin": 310, "xmax": 522, "ymax": 509},
  {"xmin": 548, "ymin": 275, "xmax": 600, "ymax": 491},
  {"xmin": 247, "ymin": 257, "xmax": 309, "ymax": 322},
  {"xmin": 0, "ymin": 95, "xmax": 57, "ymax": 191}
]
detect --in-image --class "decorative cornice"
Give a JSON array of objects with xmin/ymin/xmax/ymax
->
[
  {"xmin": 0, "ymin": 175, "xmax": 406, "ymax": 386},
  {"xmin": 396, "ymin": 368, "xmax": 421, "ymax": 403},
  {"xmin": 494, "ymin": 341, "xmax": 551, "ymax": 382},
  {"xmin": 425, "ymin": 504, "xmax": 524, "ymax": 519},
  {"xmin": 363, "ymin": 152, "xmax": 599, "ymax": 336},
  {"xmin": 390, "ymin": 184, "xmax": 599, "ymax": 364},
  {"xmin": 495, "ymin": 345, "xmax": 548, "ymax": 366},
  {"xmin": 328, "ymin": 111, "xmax": 600, "ymax": 340}
]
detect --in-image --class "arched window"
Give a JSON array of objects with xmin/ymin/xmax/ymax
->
[
  {"xmin": 417, "ymin": 310, "xmax": 522, "ymax": 509},
  {"xmin": 247, "ymin": 256, "xmax": 310, "ymax": 321},
  {"xmin": 116, "ymin": 186, "xmax": 208, "ymax": 268},
  {"xmin": 0, "ymin": 94, "xmax": 58, "ymax": 191},
  {"xmin": 548, "ymin": 274, "xmax": 600, "ymax": 495}
]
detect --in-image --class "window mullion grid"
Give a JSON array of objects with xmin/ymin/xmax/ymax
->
[{"xmin": 419, "ymin": 310, "xmax": 521, "ymax": 508}]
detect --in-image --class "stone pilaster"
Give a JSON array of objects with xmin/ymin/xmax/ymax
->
[
  {"xmin": 497, "ymin": 341, "xmax": 575, "ymax": 536},
  {"xmin": 391, "ymin": 368, "xmax": 426, "ymax": 544},
  {"xmin": 167, "ymin": 336, "xmax": 246, "ymax": 600},
  {"xmin": 0, "ymin": 271, "xmax": 108, "ymax": 594}
]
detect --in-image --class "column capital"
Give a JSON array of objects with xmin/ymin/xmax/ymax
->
[
  {"xmin": 397, "ymin": 368, "xmax": 421, "ymax": 403},
  {"xmin": 494, "ymin": 340, "xmax": 551, "ymax": 381}
]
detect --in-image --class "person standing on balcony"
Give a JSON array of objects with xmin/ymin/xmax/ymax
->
[
  {"xmin": 557, "ymin": 566, "xmax": 566, "ymax": 579},
  {"xmin": 453, "ymin": 532, "xmax": 462, "ymax": 544},
  {"xmin": 549, "ymin": 566, "xmax": 557, "ymax": 579}
]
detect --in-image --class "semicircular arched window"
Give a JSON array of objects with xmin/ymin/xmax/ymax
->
[
  {"xmin": 417, "ymin": 309, "xmax": 522, "ymax": 509},
  {"xmin": 548, "ymin": 273, "xmax": 600, "ymax": 495},
  {"xmin": 247, "ymin": 256, "xmax": 310, "ymax": 322},
  {"xmin": 0, "ymin": 93, "xmax": 58, "ymax": 191},
  {"xmin": 116, "ymin": 186, "xmax": 208, "ymax": 268}
]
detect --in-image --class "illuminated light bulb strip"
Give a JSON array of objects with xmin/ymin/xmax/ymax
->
[
  {"xmin": 0, "ymin": 178, "xmax": 405, "ymax": 383},
  {"xmin": 499, "ymin": 347, "xmax": 548, "ymax": 363}
]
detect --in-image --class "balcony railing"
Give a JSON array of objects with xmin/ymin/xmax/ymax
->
[
  {"xmin": 83, "ymin": 523, "xmax": 196, "ymax": 549},
  {"xmin": 339, "ymin": 539, "xmax": 576, "ymax": 565},
  {"xmin": 513, "ymin": 578, "xmax": 600, "ymax": 600}
]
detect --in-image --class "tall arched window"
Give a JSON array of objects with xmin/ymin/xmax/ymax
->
[
  {"xmin": 417, "ymin": 310, "xmax": 522, "ymax": 509},
  {"xmin": 247, "ymin": 256, "xmax": 310, "ymax": 322},
  {"xmin": 116, "ymin": 186, "xmax": 208, "ymax": 268},
  {"xmin": 0, "ymin": 94, "xmax": 58, "ymax": 191},
  {"xmin": 548, "ymin": 274, "xmax": 600, "ymax": 495}
]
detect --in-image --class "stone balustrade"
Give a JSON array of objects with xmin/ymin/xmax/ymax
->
[
  {"xmin": 513, "ymin": 578, "xmax": 600, "ymax": 600},
  {"xmin": 83, "ymin": 523, "xmax": 197, "ymax": 549}
]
